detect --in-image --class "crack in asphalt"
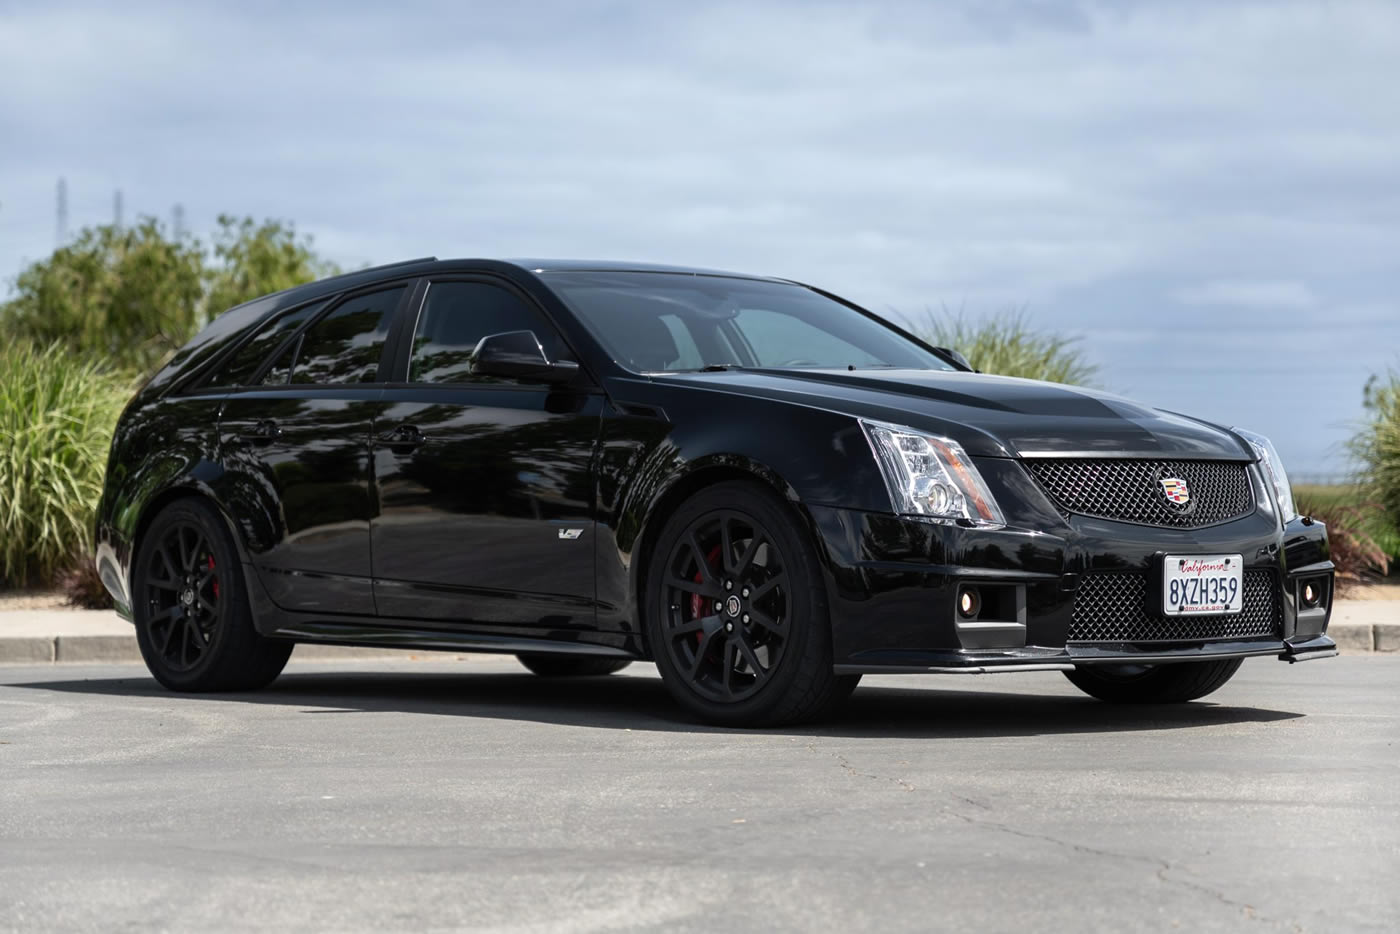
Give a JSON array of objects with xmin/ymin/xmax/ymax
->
[
  {"xmin": 808, "ymin": 741, "xmax": 1304, "ymax": 932},
  {"xmin": 808, "ymin": 741, "xmax": 915, "ymax": 792},
  {"xmin": 943, "ymin": 808, "xmax": 1305, "ymax": 932}
]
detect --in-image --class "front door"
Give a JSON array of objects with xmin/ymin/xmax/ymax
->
[
  {"xmin": 370, "ymin": 278, "xmax": 601, "ymax": 629},
  {"xmin": 218, "ymin": 284, "xmax": 408, "ymax": 615}
]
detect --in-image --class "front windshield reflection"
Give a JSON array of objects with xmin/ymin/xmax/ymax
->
[{"xmin": 545, "ymin": 271, "xmax": 955, "ymax": 374}]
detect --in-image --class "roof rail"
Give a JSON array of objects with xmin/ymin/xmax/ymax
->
[{"xmin": 313, "ymin": 256, "xmax": 439, "ymax": 285}]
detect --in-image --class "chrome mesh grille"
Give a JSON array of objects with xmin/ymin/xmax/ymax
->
[
  {"xmin": 1068, "ymin": 570, "xmax": 1281, "ymax": 643},
  {"xmin": 1025, "ymin": 459, "xmax": 1253, "ymax": 528}
]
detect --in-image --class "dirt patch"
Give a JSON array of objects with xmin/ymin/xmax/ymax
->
[
  {"xmin": 1345, "ymin": 583, "xmax": 1400, "ymax": 601},
  {"xmin": 0, "ymin": 590, "xmax": 67, "ymax": 611}
]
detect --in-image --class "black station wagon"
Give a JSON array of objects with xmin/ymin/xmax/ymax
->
[{"xmin": 95, "ymin": 258, "xmax": 1337, "ymax": 725}]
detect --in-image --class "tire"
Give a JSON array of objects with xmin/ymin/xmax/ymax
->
[
  {"xmin": 132, "ymin": 498, "xmax": 292, "ymax": 692},
  {"xmin": 516, "ymin": 654, "xmax": 632, "ymax": 677},
  {"xmin": 644, "ymin": 480, "xmax": 860, "ymax": 727},
  {"xmin": 1064, "ymin": 658, "xmax": 1244, "ymax": 704}
]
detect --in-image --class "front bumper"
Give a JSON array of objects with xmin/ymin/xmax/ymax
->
[
  {"xmin": 829, "ymin": 634, "xmax": 1338, "ymax": 675},
  {"xmin": 809, "ymin": 459, "xmax": 1336, "ymax": 674}
]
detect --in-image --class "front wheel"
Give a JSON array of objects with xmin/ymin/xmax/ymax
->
[
  {"xmin": 645, "ymin": 481, "xmax": 859, "ymax": 727},
  {"xmin": 1064, "ymin": 658, "xmax": 1244, "ymax": 703}
]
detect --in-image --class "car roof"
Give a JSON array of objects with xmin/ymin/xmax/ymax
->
[
  {"xmin": 503, "ymin": 258, "xmax": 784, "ymax": 281},
  {"xmin": 228, "ymin": 257, "xmax": 791, "ymax": 323}
]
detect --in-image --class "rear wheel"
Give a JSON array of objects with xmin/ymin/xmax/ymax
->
[
  {"xmin": 645, "ymin": 481, "xmax": 859, "ymax": 727},
  {"xmin": 1064, "ymin": 658, "xmax": 1243, "ymax": 703},
  {"xmin": 133, "ymin": 498, "xmax": 292, "ymax": 692},
  {"xmin": 516, "ymin": 654, "xmax": 632, "ymax": 677}
]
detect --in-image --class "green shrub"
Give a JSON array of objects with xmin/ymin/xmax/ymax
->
[
  {"xmin": 1350, "ymin": 369, "xmax": 1400, "ymax": 540},
  {"xmin": 1, "ymin": 215, "xmax": 341, "ymax": 379},
  {"xmin": 57, "ymin": 554, "xmax": 114, "ymax": 609},
  {"xmin": 1, "ymin": 220, "xmax": 206, "ymax": 376},
  {"xmin": 914, "ymin": 307, "xmax": 1098, "ymax": 386},
  {"xmin": 1294, "ymin": 487, "xmax": 1392, "ymax": 589},
  {"xmin": 0, "ymin": 343, "xmax": 127, "ymax": 588}
]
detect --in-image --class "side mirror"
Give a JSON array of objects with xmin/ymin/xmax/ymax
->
[
  {"xmin": 934, "ymin": 346, "xmax": 975, "ymax": 371},
  {"xmin": 470, "ymin": 330, "xmax": 581, "ymax": 384}
]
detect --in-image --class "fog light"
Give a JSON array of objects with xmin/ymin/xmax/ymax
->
[
  {"xmin": 957, "ymin": 587, "xmax": 981, "ymax": 618},
  {"xmin": 1302, "ymin": 581, "xmax": 1321, "ymax": 608}
]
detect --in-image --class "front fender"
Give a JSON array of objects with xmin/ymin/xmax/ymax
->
[{"xmin": 592, "ymin": 382, "xmax": 894, "ymax": 637}]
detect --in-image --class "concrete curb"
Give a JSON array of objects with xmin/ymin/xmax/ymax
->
[
  {"xmin": 1, "ymin": 624, "xmax": 1396, "ymax": 665},
  {"xmin": 1, "ymin": 634, "xmax": 446, "ymax": 665}
]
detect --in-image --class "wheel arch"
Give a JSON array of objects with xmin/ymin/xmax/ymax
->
[
  {"xmin": 627, "ymin": 457, "xmax": 830, "ymax": 660},
  {"xmin": 129, "ymin": 484, "xmax": 252, "ymax": 597}
]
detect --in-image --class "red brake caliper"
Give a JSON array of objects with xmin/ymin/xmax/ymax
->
[
  {"xmin": 208, "ymin": 554, "xmax": 218, "ymax": 599},
  {"xmin": 690, "ymin": 546, "xmax": 723, "ymax": 645}
]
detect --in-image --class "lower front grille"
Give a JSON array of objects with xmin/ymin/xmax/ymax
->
[{"xmin": 1068, "ymin": 569, "xmax": 1281, "ymax": 643}]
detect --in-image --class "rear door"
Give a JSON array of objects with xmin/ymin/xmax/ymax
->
[
  {"xmin": 370, "ymin": 277, "xmax": 602, "ymax": 628},
  {"xmin": 217, "ymin": 284, "xmax": 411, "ymax": 615}
]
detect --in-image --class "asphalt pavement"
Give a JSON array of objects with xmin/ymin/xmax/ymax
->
[{"xmin": 1, "ymin": 655, "xmax": 1396, "ymax": 933}]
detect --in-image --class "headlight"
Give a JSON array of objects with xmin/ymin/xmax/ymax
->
[
  {"xmin": 1232, "ymin": 427, "xmax": 1297, "ymax": 523},
  {"xmin": 860, "ymin": 419, "xmax": 1005, "ymax": 528}
]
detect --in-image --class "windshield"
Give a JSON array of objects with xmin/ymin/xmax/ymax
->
[{"xmin": 543, "ymin": 271, "xmax": 955, "ymax": 373}]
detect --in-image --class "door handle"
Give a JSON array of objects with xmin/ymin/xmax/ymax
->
[
  {"xmin": 378, "ymin": 424, "xmax": 425, "ymax": 451},
  {"xmin": 242, "ymin": 419, "xmax": 282, "ymax": 444}
]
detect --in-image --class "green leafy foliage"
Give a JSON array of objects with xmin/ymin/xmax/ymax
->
[
  {"xmin": 1350, "ymin": 369, "xmax": 1400, "ymax": 540},
  {"xmin": 205, "ymin": 214, "xmax": 340, "ymax": 316},
  {"xmin": 1293, "ymin": 486, "xmax": 1393, "ymax": 589},
  {"xmin": 1, "ymin": 220, "xmax": 206, "ymax": 374},
  {"xmin": 0, "ymin": 342, "xmax": 128, "ymax": 588},
  {"xmin": 914, "ymin": 307, "xmax": 1098, "ymax": 386},
  {"xmin": 1, "ymin": 215, "xmax": 340, "ymax": 378}
]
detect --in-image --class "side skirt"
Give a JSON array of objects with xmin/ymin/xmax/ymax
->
[{"xmin": 267, "ymin": 620, "xmax": 641, "ymax": 660}]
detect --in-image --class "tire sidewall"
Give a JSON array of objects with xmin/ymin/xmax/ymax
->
[
  {"xmin": 132, "ymin": 499, "xmax": 248, "ymax": 691},
  {"xmin": 645, "ymin": 482, "xmax": 827, "ymax": 725}
]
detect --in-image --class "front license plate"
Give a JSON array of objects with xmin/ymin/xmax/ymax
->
[{"xmin": 1163, "ymin": 554, "xmax": 1243, "ymax": 616}]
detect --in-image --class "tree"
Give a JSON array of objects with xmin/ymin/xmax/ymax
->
[
  {"xmin": 205, "ymin": 214, "xmax": 340, "ymax": 315},
  {"xmin": 1, "ymin": 215, "xmax": 341, "ymax": 376},
  {"xmin": 913, "ymin": 306, "xmax": 1098, "ymax": 386},
  {"xmin": 1, "ymin": 220, "xmax": 205, "ymax": 374}
]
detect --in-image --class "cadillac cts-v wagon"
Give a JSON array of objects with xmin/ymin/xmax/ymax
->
[{"xmin": 95, "ymin": 258, "xmax": 1337, "ymax": 725}]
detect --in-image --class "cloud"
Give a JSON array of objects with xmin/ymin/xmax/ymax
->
[
  {"xmin": 1173, "ymin": 279, "xmax": 1319, "ymax": 309},
  {"xmin": 0, "ymin": 0, "xmax": 1396, "ymax": 473}
]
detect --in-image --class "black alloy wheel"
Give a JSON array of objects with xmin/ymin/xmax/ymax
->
[
  {"xmin": 133, "ymin": 498, "xmax": 292, "ymax": 692},
  {"xmin": 646, "ymin": 481, "xmax": 859, "ymax": 726},
  {"xmin": 142, "ymin": 521, "xmax": 222, "ymax": 672},
  {"xmin": 662, "ymin": 509, "xmax": 790, "ymax": 703}
]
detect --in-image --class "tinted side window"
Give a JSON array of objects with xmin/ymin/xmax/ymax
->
[
  {"xmin": 291, "ymin": 287, "xmax": 405, "ymax": 385},
  {"xmin": 260, "ymin": 340, "xmax": 297, "ymax": 386},
  {"xmin": 408, "ymin": 281, "xmax": 571, "ymax": 384},
  {"xmin": 210, "ymin": 301, "xmax": 324, "ymax": 386}
]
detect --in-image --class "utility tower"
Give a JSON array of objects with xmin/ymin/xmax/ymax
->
[
  {"xmin": 56, "ymin": 177, "xmax": 68, "ymax": 246},
  {"xmin": 114, "ymin": 189, "xmax": 124, "ymax": 229},
  {"xmin": 172, "ymin": 203, "xmax": 185, "ymax": 240}
]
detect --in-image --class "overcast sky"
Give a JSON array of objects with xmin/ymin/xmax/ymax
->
[{"xmin": 2, "ymin": 0, "xmax": 1396, "ymax": 475}]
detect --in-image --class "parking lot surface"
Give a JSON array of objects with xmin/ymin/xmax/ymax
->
[{"xmin": 2, "ymin": 655, "xmax": 1396, "ymax": 933}]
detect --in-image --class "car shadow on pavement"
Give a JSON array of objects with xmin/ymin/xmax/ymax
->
[{"xmin": 11, "ymin": 667, "xmax": 1305, "ymax": 738}]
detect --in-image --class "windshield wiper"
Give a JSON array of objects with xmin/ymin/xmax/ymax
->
[{"xmin": 697, "ymin": 363, "xmax": 744, "ymax": 372}]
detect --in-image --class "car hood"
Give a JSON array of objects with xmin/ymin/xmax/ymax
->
[{"xmin": 652, "ymin": 368, "xmax": 1251, "ymax": 460}]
